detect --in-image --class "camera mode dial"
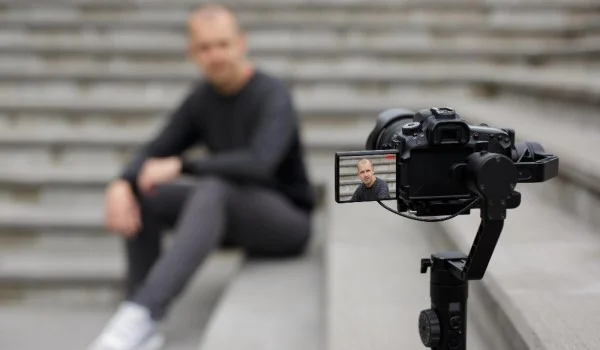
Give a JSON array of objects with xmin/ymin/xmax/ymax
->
[{"xmin": 402, "ymin": 122, "xmax": 422, "ymax": 135}]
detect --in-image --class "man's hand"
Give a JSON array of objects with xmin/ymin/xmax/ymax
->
[
  {"xmin": 138, "ymin": 156, "xmax": 182, "ymax": 195},
  {"xmin": 104, "ymin": 179, "xmax": 141, "ymax": 238}
]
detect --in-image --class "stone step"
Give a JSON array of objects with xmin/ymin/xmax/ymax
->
[
  {"xmin": 2, "ymin": 22, "xmax": 596, "ymax": 46},
  {"xmin": 0, "ymin": 121, "xmax": 371, "ymax": 170},
  {"xmin": 0, "ymin": 126, "xmax": 369, "ymax": 149},
  {"xmin": 0, "ymin": 234, "xmax": 123, "ymax": 287},
  {"xmin": 2, "ymin": 63, "xmax": 597, "ymax": 83},
  {"xmin": 0, "ymin": 0, "xmax": 597, "ymax": 11},
  {"xmin": 1, "ymin": 65, "xmax": 598, "ymax": 107},
  {"xmin": 0, "ymin": 94, "xmax": 430, "ymax": 116},
  {"xmin": 0, "ymin": 94, "xmax": 597, "ymax": 158},
  {"xmin": 0, "ymin": 62, "xmax": 600, "ymax": 96},
  {"xmin": 0, "ymin": 93, "xmax": 598, "ymax": 220},
  {"xmin": 438, "ymin": 185, "xmax": 600, "ymax": 350},
  {"xmin": 0, "ymin": 231, "xmax": 242, "ymax": 292},
  {"xmin": 0, "ymin": 95, "xmax": 597, "ymax": 223},
  {"xmin": 2, "ymin": 55, "xmax": 595, "ymax": 78},
  {"xmin": 0, "ymin": 173, "xmax": 329, "ymax": 234},
  {"xmin": 1, "ymin": 12, "xmax": 597, "ymax": 35},
  {"xmin": 0, "ymin": 249, "xmax": 244, "ymax": 349},
  {"xmin": 0, "ymin": 148, "xmax": 336, "ymax": 207},
  {"xmin": 1, "ymin": 34, "xmax": 597, "ymax": 59},
  {"xmin": 0, "ymin": 126, "xmax": 363, "ymax": 206},
  {"xmin": 2, "ymin": 61, "xmax": 599, "ymax": 106},
  {"xmin": 325, "ymin": 184, "xmax": 499, "ymax": 349},
  {"xmin": 0, "ymin": 94, "xmax": 596, "ymax": 166},
  {"xmin": 196, "ymin": 208, "xmax": 326, "ymax": 350},
  {"xmin": 0, "ymin": 204, "xmax": 104, "ymax": 233}
]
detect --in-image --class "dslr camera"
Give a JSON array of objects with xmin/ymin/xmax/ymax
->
[
  {"xmin": 334, "ymin": 107, "xmax": 559, "ymax": 350},
  {"xmin": 335, "ymin": 106, "xmax": 558, "ymax": 218}
]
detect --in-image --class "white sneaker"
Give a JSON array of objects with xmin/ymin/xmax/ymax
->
[{"xmin": 88, "ymin": 301, "xmax": 165, "ymax": 350}]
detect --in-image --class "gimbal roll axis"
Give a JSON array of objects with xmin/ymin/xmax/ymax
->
[{"xmin": 417, "ymin": 149, "xmax": 558, "ymax": 350}]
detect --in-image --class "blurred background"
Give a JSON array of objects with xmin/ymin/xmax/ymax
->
[{"xmin": 0, "ymin": 0, "xmax": 598, "ymax": 349}]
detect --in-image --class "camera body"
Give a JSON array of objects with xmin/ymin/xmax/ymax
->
[{"xmin": 364, "ymin": 107, "xmax": 549, "ymax": 216}]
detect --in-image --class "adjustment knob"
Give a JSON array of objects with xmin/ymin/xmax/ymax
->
[
  {"xmin": 419, "ymin": 309, "xmax": 441, "ymax": 348},
  {"xmin": 402, "ymin": 122, "xmax": 421, "ymax": 135}
]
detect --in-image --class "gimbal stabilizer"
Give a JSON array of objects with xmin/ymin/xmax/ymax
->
[{"xmin": 417, "ymin": 149, "xmax": 558, "ymax": 350}]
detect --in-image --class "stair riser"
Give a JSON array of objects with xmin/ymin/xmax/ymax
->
[
  {"xmin": 1, "ymin": 29, "xmax": 586, "ymax": 47},
  {"xmin": 0, "ymin": 285, "xmax": 124, "ymax": 308},
  {"xmin": 2, "ymin": 2, "xmax": 598, "ymax": 16},
  {"xmin": 0, "ymin": 112, "xmax": 382, "ymax": 131},
  {"xmin": 519, "ymin": 176, "xmax": 600, "ymax": 234},
  {"xmin": 0, "ymin": 5, "xmax": 589, "ymax": 16},
  {"xmin": 0, "ymin": 82, "xmax": 476, "ymax": 102},
  {"xmin": 1, "ymin": 183, "xmax": 399, "ymax": 207},
  {"xmin": 0, "ymin": 184, "xmax": 106, "ymax": 207},
  {"xmin": 486, "ymin": 90, "xmax": 600, "ymax": 130},
  {"xmin": 1, "ymin": 58, "xmax": 594, "ymax": 74},
  {"xmin": 0, "ymin": 54, "xmax": 590, "ymax": 73},
  {"xmin": 0, "ymin": 147, "xmax": 128, "ymax": 170},
  {"xmin": 3, "ymin": 22, "xmax": 595, "ymax": 38},
  {"xmin": 0, "ymin": 227, "xmax": 106, "ymax": 235},
  {"xmin": 0, "ymin": 142, "xmax": 357, "ymax": 170},
  {"xmin": 2, "ymin": 47, "xmax": 594, "ymax": 60}
]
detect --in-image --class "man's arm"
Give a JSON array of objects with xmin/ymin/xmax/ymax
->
[
  {"xmin": 377, "ymin": 178, "xmax": 391, "ymax": 199},
  {"xmin": 120, "ymin": 89, "xmax": 200, "ymax": 195},
  {"xmin": 180, "ymin": 84, "xmax": 297, "ymax": 182},
  {"xmin": 350, "ymin": 186, "xmax": 361, "ymax": 201}
]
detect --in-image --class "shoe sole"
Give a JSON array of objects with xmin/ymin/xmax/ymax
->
[{"xmin": 135, "ymin": 334, "xmax": 165, "ymax": 350}]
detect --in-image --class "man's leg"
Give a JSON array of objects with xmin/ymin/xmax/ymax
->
[
  {"xmin": 125, "ymin": 183, "xmax": 192, "ymax": 298},
  {"xmin": 130, "ymin": 176, "xmax": 312, "ymax": 321},
  {"xmin": 89, "ymin": 183, "xmax": 194, "ymax": 350},
  {"xmin": 226, "ymin": 184, "xmax": 312, "ymax": 258}
]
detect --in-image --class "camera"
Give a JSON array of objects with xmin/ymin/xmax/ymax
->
[
  {"xmin": 336, "ymin": 107, "xmax": 559, "ymax": 217},
  {"xmin": 334, "ymin": 106, "xmax": 559, "ymax": 350}
]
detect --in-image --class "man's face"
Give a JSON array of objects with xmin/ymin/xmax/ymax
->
[
  {"xmin": 187, "ymin": 15, "xmax": 247, "ymax": 87},
  {"xmin": 357, "ymin": 162, "xmax": 375, "ymax": 186}
]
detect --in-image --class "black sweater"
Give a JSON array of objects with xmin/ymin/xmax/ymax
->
[
  {"xmin": 120, "ymin": 69, "xmax": 315, "ymax": 212},
  {"xmin": 350, "ymin": 177, "xmax": 390, "ymax": 202}
]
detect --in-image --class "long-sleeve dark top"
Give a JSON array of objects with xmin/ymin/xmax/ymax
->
[
  {"xmin": 120, "ymin": 69, "xmax": 315, "ymax": 212},
  {"xmin": 350, "ymin": 177, "xmax": 390, "ymax": 202}
]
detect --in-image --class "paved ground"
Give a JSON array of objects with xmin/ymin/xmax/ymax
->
[
  {"xmin": 0, "ymin": 228, "xmax": 495, "ymax": 350},
  {"xmin": 327, "ymin": 197, "xmax": 495, "ymax": 350},
  {"xmin": 0, "ymin": 251, "xmax": 242, "ymax": 350}
]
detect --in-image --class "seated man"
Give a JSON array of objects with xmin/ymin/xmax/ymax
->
[
  {"xmin": 89, "ymin": 4, "xmax": 314, "ymax": 350},
  {"xmin": 350, "ymin": 158, "xmax": 390, "ymax": 202}
]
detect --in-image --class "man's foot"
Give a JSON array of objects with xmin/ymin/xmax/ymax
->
[{"xmin": 88, "ymin": 301, "xmax": 165, "ymax": 350}]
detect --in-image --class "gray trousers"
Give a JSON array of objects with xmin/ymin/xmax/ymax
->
[{"xmin": 125, "ymin": 176, "xmax": 312, "ymax": 320}]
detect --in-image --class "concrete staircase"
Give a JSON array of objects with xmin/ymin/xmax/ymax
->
[{"xmin": 0, "ymin": 0, "xmax": 599, "ymax": 349}]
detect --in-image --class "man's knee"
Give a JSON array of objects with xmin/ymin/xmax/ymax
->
[
  {"xmin": 193, "ymin": 175, "xmax": 230, "ymax": 190},
  {"xmin": 189, "ymin": 175, "xmax": 233, "ymax": 202}
]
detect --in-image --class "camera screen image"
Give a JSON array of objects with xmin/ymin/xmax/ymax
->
[{"xmin": 335, "ymin": 150, "xmax": 397, "ymax": 203}]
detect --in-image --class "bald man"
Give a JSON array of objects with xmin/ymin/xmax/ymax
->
[
  {"xmin": 350, "ymin": 159, "xmax": 391, "ymax": 202},
  {"xmin": 89, "ymin": 4, "xmax": 314, "ymax": 350}
]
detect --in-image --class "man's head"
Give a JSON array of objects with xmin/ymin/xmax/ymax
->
[
  {"xmin": 187, "ymin": 4, "xmax": 250, "ymax": 91},
  {"xmin": 357, "ymin": 159, "xmax": 376, "ymax": 187}
]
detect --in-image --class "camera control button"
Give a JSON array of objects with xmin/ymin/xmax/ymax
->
[
  {"xmin": 431, "ymin": 107, "xmax": 456, "ymax": 119},
  {"xmin": 402, "ymin": 122, "xmax": 421, "ymax": 135}
]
